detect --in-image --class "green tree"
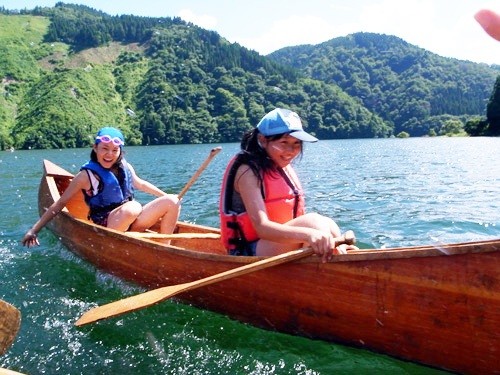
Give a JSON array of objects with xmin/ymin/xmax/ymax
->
[
  {"xmin": 396, "ymin": 131, "xmax": 409, "ymax": 138},
  {"xmin": 439, "ymin": 119, "xmax": 465, "ymax": 136},
  {"xmin": 464, "ymin": 117, "xmax": 489, "ymax": 136},
  {"xmin": 213, "ymin": 88, "xmax": 250, "ymax": 141},
  {"xmin": 486, "ymin": 76, "xmax": 500, "ymax": 135}
]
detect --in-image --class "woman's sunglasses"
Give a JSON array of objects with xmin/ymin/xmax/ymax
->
[{"xmin": 96, "ymin": 135, "xmax": 124, "ymax": 146}]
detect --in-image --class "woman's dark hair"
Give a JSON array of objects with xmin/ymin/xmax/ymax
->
[{"xmin": 236, "ymin": 129, "xmax": 303, "ymax": 185}]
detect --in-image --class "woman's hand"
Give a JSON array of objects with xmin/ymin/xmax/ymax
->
[{"xmin": 22, "ymin": 230, "xmax": 39, "ymax": 247}]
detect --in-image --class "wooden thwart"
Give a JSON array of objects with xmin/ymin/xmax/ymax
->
[{"xmin": 126, "ymin": 232, "xmax": 220, "ymax": 240}]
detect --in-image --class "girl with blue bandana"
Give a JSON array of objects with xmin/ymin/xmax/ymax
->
[{"xmin": 22, "ymin": 127, "xmax": 180, "ymax": 247}]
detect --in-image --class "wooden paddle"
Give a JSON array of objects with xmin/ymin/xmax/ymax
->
[
  {"xmin": 75, "ymin": 231, "xmax": 355, "ymax": 326},
  {"xmin": 0, "ymin": 299, "xmax": 21, "ymax": 355},
  {"xmin": 0, "ymin": 368, "xmax": 26, "ymax": 375},
  {"xmin": 177, "ymin": 146, "xmax": 222, "ymax": 200},
  {"xmin": 126, "ymin": 147, "xmax": 221, "ymax": 239}
]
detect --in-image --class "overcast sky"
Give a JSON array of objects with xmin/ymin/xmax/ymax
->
[{"xmin": 1, "ymin": 0, "xmax": 499, "ymax": 65}]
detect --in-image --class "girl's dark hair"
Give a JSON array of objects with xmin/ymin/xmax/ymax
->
[{"xmin": 235, "ymin": 129, "xmax": 303, "ymax": 185}]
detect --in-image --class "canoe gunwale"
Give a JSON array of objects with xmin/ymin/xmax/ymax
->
[
  {"xmin": 57, "ymin": 208, "xmax": 500, "ymax": 266},
  {"xmin": 66, "ymin": 213, "xmax": 500, "ymax": 266}
]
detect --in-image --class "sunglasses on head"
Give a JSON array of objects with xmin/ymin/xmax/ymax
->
[{"xmin": 96, "ymin": 135, "xmax": 124, "ymax": 146}]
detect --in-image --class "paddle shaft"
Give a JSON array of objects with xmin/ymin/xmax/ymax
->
[
  {"xmin": 0, "ymin": 300, "xmax": 21, "ymax": 355},
  {"xmin": 177, "ymin": 146, "xmax": 222, "ymax": 200},
  {"xmin": 75, "ymin": 231, "xmax": 355, "ymax": 326}
]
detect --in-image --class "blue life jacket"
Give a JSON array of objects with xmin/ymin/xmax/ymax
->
[{"xmin": 80, "ymin": 160, "xmax": 134, "ymax": 221}]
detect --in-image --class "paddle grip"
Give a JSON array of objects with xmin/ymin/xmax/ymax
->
[{"xmin": 338, "ymin": 230, "xmax": 356, "ymax": 247}]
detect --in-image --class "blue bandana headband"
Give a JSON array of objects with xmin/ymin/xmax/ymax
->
[{"xmin": 95, "ymin": 127, "xmax": 125, "ymax": 147}]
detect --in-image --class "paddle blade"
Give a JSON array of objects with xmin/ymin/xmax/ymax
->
[
  {"xmin": 75, "ymin": 248, "xmax": 315, "ymax": 326},
  {"xmin": 0, "ymin": 300, "xmax": 21, "ymax": 355},
  {"xmin": 76, "ymin": 231, "xmax": 356, "ymax": 326},
  {"xmin": 75, "ymin": 284, "xmax": 187, "ymax": 326}
]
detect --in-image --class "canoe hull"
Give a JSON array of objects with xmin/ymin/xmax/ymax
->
[{"xmin": 39, "ymin": 160, "xmax": 500, "ymax": 374}]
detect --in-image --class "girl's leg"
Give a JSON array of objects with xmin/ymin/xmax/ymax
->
[
  {"xmin": 255, "ymin": 213, "xmax": 358, "ymax": 256},
  {"xmin": 129, "ymin": 195, "xmax": 180, "ymax": 234},
  {"xmin": 159, "ymin": 197, "xmax": 181, "ymax": 234},
  {"xmin": 256, "ymin": 213, "xmax": 340, "ymax": 256},
  {"xmin": 107, "ymin": 200, "xmax": 143, "ymax": 231}
]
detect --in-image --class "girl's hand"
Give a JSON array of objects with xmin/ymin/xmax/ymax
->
[
  {"xmin": 309, "ymin": 230, "xmax": 358, "ymax": 261},
  {"xmin": 22, "ymin": 230, "xmax": 39, "ymax": 247},
  {"xmin": 307, "ymin": 230, "xmax": 336, "ymax": 262}
]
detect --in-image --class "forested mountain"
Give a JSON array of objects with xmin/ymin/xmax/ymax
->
[
  {"xmin": 0, "ymin": 3, "xmax": 498, "ymax": 150},
  {"xmin": 268, "ymin": 33, "xmax": 500, "ymax": 136}
]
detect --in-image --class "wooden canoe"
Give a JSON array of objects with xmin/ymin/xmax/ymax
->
[{"xmin": 38, "ymin": 159, "xmax": 499, "ymax": 374}]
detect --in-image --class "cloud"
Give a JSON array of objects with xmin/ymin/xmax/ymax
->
[
  {"xmin": 177, "ymin": 1, "xmax": 499, "ymax": 63},
  {"xmin": 357, "ymin": 0, "xmax": 436, "ymax": 41},
  {"xmin": 177, "ymin": 9, "xmax": 218, "ymax": 30},
  {"xmin": 238, "ymin": 15, "xmax": 337, "ymax": 55},
  {"xmin": 355, "ymin": 0, "xmax": 500, "ymax": 63},
  {"xmin": 231, "ymin": 0, "xmax": 442, "ymax": 55}
]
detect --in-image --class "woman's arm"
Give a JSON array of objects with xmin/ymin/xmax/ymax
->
[
  {"xmin": 235, "ymin": 165, "xmax": 316, "ymax": 244},
  {"xmin": 128, "ymin": 164, "xmax": 170, "ymax": 197},
  {"xmin": 22, "ymin": 171, "xmax": 90, "ymax": 247}
]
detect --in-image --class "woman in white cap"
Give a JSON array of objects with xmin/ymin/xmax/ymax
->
[
  {"xmin": 220, "ymin": 108, "xmax": 357, "ymax": 262},
  {"xmin": 22, "ymin": 126, "xmax": 180, "ymax": 247}
]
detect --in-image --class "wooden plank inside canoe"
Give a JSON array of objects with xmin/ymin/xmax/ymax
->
[{"xmin": 126, "ymin": 232, "xmax": 221, "ymax": 240}]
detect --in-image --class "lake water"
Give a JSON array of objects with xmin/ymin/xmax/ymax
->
[{"xmin": 1, "ymin": 137, "xmax": 498, "ymax": 374}]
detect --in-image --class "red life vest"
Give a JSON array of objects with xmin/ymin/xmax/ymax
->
[{"xmin": 219, "ymin": 156, "xmax": 305, "ymax": 252}]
